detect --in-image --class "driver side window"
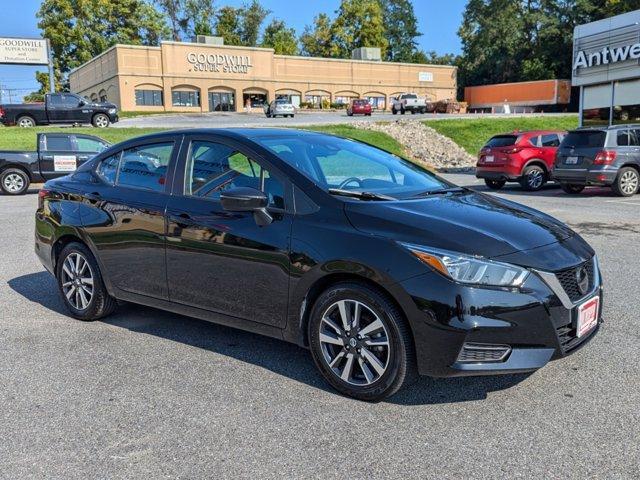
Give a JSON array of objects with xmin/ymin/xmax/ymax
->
[{"xmin": 185, "ymin": 140, "xmax": 284, "ymax": 209}]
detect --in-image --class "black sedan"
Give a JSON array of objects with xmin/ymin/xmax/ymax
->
[{"xmin": 35, "ymin": 129, "xmax": 603, "ymax": 401}]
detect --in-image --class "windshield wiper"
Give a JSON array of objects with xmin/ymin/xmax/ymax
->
[
  {"xmin": 328, "ymin": 188, "xmax": 395, "ymax": 201},
  {"xmin": 410, "ymin": 187, "xmax": 466, "ymax": 198}
]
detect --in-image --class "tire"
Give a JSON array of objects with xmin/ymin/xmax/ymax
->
[
  {"xmin": 92, "ymin": 113, "xmax": 110, "ymax": 128},
  {"xmin": 308, "ymin": 282, "xmax": 417, "ymax": 402},
  {"xmin": 0, "ymin": 168, "xmax": 30, "ymax": 195},
  {"xmin": 391, "ymin": 107, "xmax": 397, "ymax": 115},
  {"xmin": 560, "ymin": 183, "xmax": 585, "ymax": 194},
  {"xmin": 366, "ymin": 113, "xmax": 371, "ymax": 116},
  {"xmin": 17, "ymin": 115, "xmax": 35, "ymax": 128},
  {"xmin": 520, "ymin": 164, "xmax": 547, "ymax": 191},
  {"xmin": 612, "ymin": 166, "xmax": 639, "ymax": 197},
  {"xmin": 55, "ymin": 242, "xmax": 117, "ymax": 321},
  {"xmin": 484, "ymin": 178, "xmax": 506, "ymax": 190},
  {"xmin": 400, "ymin": 107, "xmax": 406, "ymax": 115}
]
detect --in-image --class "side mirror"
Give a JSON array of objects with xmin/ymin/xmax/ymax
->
[
  {"xmin": 79, "ymin": 99, "xmax": 87, "ymax": 106},
  {"xmin": 220, "ymin": 187, "xmax": 272, "ymax": 226}
]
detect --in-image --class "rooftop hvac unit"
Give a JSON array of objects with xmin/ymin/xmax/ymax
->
[
  {"xmin": 195, "ymin": 35, "xmax": 224, "ymax": 45},
  {"xmin": 351, "ymin": 47, "xmax": 382, "ymax": 61}
]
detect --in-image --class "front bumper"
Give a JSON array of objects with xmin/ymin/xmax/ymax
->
[
  {"xmin": 552, "ymin": 167, "xmax": 617, "ymax": 186},
  {"xmin": 397, "ymin": 256, "xmax": 603, "ymax": 378}
]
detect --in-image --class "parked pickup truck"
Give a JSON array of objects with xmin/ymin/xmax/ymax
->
[
  {"xmin": 0, "ymin": 132, "xmax": 109, "ymax": 195},
  {"xmin": 0, "ymin": 93, "xmax": 118, "ymax": 128},
  {"xmin": 390, "ymin": 93, "xmax": 427, "ymax": 115}
]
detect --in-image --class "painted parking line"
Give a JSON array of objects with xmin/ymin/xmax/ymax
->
[{"xmin": 604, "ymin": 200, "xmax": 640, "ymax": 206}]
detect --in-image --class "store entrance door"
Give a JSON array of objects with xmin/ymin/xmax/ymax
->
[{"xmin": 209, "ymin": 92, "xmax": 235, "ymax": 112}]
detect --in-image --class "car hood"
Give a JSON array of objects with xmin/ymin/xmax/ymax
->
[{"xmin": 345, "ymin": 190, "xmax": 578, "ymax": 261}]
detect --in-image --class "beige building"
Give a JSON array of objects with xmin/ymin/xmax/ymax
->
[{"xmin": 69, "ymin": 41, "xmax": 457, "ymax": 113}]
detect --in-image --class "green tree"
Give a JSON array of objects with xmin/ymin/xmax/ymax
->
[
  {"xmin": 379, "ymin": 0, "xmax": 420, "ymax": 62},
  {"xmin": 215, "ymin": 6, "xmax": 242, "ymax": 45},
  {"xmin": 412, "ymin": 50, "xmax": 457, "ymax": 66},
  {"xmin": 37, "ymin": 0, "xmax": 169, "ymax": 87},
  {"xmin": 300, "ymin": 13, "xmax": 334, "ymax": 57},
  {"xmin": 155, "ymin": 0, "xmax": 185, "ymax": 41},
  {"xmin": 239, "ymin": 0, "xmax": 271, "ymax": 47},
  {"xmin": 182, "ymin": 0, "xmax": 216, "ymax": 38},
  {"xmin": 261, "ymin": 19, "xmax": 298, "ymax": 55},
  {"xmin": 331, "ymin": 0, "xmax": 388, "ymax": 58}
]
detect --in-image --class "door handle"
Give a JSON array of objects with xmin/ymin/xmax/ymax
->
[
  {"xmin": 77, "ymin": 155, "xmax": 90, "ymax": 161},
  {"xmin": 41, "ymin": 155, "xmax": 54, "ymax": 161}
]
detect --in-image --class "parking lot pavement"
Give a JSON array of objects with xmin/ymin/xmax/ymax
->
[
  {"xmin": 115, "ymin": 111, "xmax": 575, "ymax": 129},
  {"xmin": 1, "ymin": 179, "xmax": 639, "ymax": 479}
]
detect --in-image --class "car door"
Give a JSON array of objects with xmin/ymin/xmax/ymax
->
[
  {"xmin": 81, "ymin": 137, "xmax": 180, "ymax": 299},
  {"xmin": 164, "ymin": 134, "xmax": 292, "ymax": 328},
  {"xmin": 38, "ymin": 133, "xmax": 78, "ymax": 180},
  {"xmin": 630, "ymin": 129, "xmax": 640, "ymax": 165}
]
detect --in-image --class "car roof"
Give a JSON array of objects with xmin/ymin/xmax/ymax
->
[{"xmin": 574, "ymin": 124, "xmax": 640, "ymax": 132}]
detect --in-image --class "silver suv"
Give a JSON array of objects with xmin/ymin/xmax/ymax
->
[{"xmin": 553, "ymin": 125, "xmax": 640, "ymax": 197}]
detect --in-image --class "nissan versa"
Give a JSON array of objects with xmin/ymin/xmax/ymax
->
[{"xmin": 35, "ymin": 129, "xmax": 603, "ymax": 401}]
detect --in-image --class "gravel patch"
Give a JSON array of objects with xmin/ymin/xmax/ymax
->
[{"xmin": 352, "ymin": 119, "xmax": 476, "ymax": 172}]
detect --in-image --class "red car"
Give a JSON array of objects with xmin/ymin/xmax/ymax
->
[
  {"xmin": 347, "ymin": 99, "xmax": 372, "ymax": 116},
  {"xmin": 475, "ymin": 130, "xmax": 566, "ymax": 191}
]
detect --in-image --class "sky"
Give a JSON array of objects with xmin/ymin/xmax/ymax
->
[{"xmin": 0, "ymin": 0, "xmax": 466, "ymax": 102}]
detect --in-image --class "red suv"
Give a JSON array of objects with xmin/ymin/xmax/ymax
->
[
  {"xmin": 347, "ymin": 99, "xmax": 372, "ymax": 116},
  {"xmin": 476, "ymin": 130, "xmax": 566, "ymax": 191}
]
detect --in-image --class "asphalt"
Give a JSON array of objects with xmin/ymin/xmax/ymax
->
[
  {"xmin": 1, "ymin": 175, "xmax": 639, "ymax": 479},
  {"xmin": 115, "ymin": 111, "xmax": 576, "ymax": 129}
]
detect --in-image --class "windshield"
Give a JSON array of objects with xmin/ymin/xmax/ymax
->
[
  {"xmin": 485, "ymin": 135, "xmax": 518, "ymax": 147},
  {"xmin": 561, "ymin": 131, "xmax": 606, "ymax": 148},
  {"xmin": 254, "ymin": 134, "xmax": 453, "ymax": 200}
]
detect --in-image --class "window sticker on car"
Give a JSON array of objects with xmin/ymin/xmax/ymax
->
[{"xmin": 54, "ymin": 155, "xmax": 77, "ymax": 172}]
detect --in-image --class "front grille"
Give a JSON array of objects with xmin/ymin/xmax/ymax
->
[
  {"xmin": 555, "ymin": 259, "xmax": 595, "ymax": 302},
  {"xmin": 457, "ymin": 343, "xmax": 511, "ymax": 363},
  {"xmin": 556, "ymin": 323, "xmax": 597, "ymax": 353}
]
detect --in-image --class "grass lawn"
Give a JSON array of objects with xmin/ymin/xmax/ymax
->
[
  {"xmin": 0, "ymin": 124, "xmax": 406, "ymax": 157},
  {"xmin": 423, "ymin": 115, "xmax": 579, "ymax": 155}
]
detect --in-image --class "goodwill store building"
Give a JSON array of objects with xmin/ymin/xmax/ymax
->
[{"xmin": 69, "ymin": 41, "xmax": 457, "ymax": 113}]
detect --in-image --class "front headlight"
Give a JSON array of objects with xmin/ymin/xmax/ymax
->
[
  {"xmin": 108, "ymin": 108, "xmax": 116, "ymax": 114},
  {"xmin": 400, "ymin": 243, "xmax": 529, "ymax": 287}
]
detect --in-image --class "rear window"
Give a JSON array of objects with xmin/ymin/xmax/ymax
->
[
  {"xmin": 561, "ymin": 131, "xmax": 606, "ymax": 148},
  {"xmin": 485, "ymin": 135, "xmax": 518, "ymax": 148},
  {"xmin": 402, "ymin": 94, "xmax": 417, "ymax": 99},
  {"xmin": 353, "ymin": 99, "xmax": 368, "ymax": 105}
]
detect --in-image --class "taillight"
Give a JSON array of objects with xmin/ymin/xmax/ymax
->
[
  {"xmin": 38, "ymin": 189, "xmax": 50, "ymax": 209},
  {"xmin": 0, "ymin": 107, "xmax": 4, "ymax": 118},
  {"xmin": 504, "ymin": 147, "xmax": 523, "ymax": 154},
  {"xmin": 593, "ymin": 150, "xmax": 617, "ymax": 165}
]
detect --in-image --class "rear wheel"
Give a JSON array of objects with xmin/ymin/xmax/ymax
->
[
  {"xmin": 56, "ymin": 242, "xmax": 117, "ymax": 321},
  {"xmin": 484, "ymin": 178, "xmax": 506, "ymax": 190},
  {"xmin": 613, "ymin": 167, "xmax": 639, "ymax": 197},
  {"xmin": 308, "ymin": 282, "xmax": 416, "ymax": 402},
  {"xmin": 561, "ymin": 183, "xmax": 585, "ymax": 194},
  {"xmin": 391, "ymin": 107, "xmax": 397, "ymax": 115},
  {"xmin": 92, "ymin": 113, "xmax": 110, "ymax": 128},
  {"xmin": 0, "ymin": 168, "xmax": 30, "ymax": 195},
  {"xmin": 520, "ymin": 165, "xmax": 547, "ymax": 191},
  {"xmin": 17, "ymin": 115, "xmax": 35, "ymax": 128}
]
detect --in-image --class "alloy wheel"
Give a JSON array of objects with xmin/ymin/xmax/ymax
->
[
  {"xmin": 18, "ymin": 117, "xmax": 34, "ymax": 127},
  {"xmin": 319, "ymin": 299, "xmax": 390, "ymax": 386},
  {"xmin": 94, "ymin": 115, "xmax": 109, "ymax": 127},
  {"xmin": 61, "ymin": 252, "xmax": 94, "ymax": 310},
  {"xmin": 527, "ymin": 169, "xmax": 544, "ymax": 189},
  {"xmin": 620, "ymin": 170, "xmax": 639, "ymax": 195},
  {"xmin": 3, "ymin": 173, "xmax": 25, "ymax": 193}
]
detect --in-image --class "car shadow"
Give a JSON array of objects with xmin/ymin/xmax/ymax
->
[{"xmin": 9, "ymin": 271, "xmax": 530, "ymax": 405}]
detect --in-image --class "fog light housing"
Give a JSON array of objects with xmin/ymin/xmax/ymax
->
[{"xmin": 456, "ymin": 343, "xmax": 511, "ymax": 363}]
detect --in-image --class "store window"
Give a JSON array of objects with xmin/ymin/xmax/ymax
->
[
  {"xmin": 99, "ymin": 89, "xmax": 107, "ymax": 102},
  {"xmin": 366, "ymin": 96, "xmax": 386, "ymax": 110},
  {"xmin": 613, "ymin": 79, "xmax": 640, "ymax": 125},
  {"xmin": 243, "ymin": 93, "xmax": 267, "ymax": 108},
  {"xmin": 209, "ymin": 91, "xmax": 235, "ymax": 111},
  {"xmin": 582, "ymin": 83, "xmax": 612, "ymax": 126},
  {"xmin": 135, "ymin": 89, "xmax": 163, "ymax": 107},
  {"xmin": 305, "ymin": 94, "xmax": 330, "ymax": 109},
  {"xmin": 172, "ymin": 90, "xmax": 200, "ymax": 107}
]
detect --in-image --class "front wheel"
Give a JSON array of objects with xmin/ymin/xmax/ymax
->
[
  {"xmin": 308, "ymin": 283, "xmax": 416, "ymax": 402},
  {"xmin": 0, "ymin": 168, "xmax": 30, "ymax": 195},
  {"xmin": 92, "ymin": 113, "xmax": 110, "ymax": 128},
  {"xmin": 613, "ymin": 167, "xmax": 639, "ymax": 197},
  {"xmin": 56, "ymin": 242, "xmax": 117, "ymax": 320},
  {"xmin": 520, "ymin": 165, "xmax": 547, "ymax": 191},
  {"xmin": 561, "ymin": 183, "xmax": 585, "ymax": 194},
  {"xmin": 484, "ymin": 178, "xmax": 506, "ymax": 190}
]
